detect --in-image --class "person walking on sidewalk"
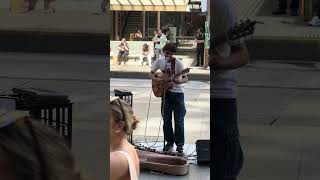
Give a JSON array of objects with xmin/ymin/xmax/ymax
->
[
  {"xmin": 195, "ymin": 28, "xmax": 205, "ymax": 66},
  {"xmin": 153, "ymin": 30, "xmax": 168, "ymax": 61},
  {"xmin": 272, "ymin": 0, "xmax": 299, "ymax": 16},
  {"xmin": 210, "ymin": 0, "xmax": 249, "ymax": 179},
  {"xmin": 149, "ymin": 44, "xmax": 188, "ymax": 154}
]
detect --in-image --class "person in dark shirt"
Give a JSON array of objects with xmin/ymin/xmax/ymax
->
[{"xmin": 195, "ymin": 28, "xmax": 205, "ymax": 66}]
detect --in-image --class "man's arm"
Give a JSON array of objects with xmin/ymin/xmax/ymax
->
[
  {"xmin": 124, "ymin": 44, "xmax": 129, "ymax": 51},
  {"xmin": 163, "ymin": 36, "xmax": 168, "ymax": 45},
  {"xmin": 174, "ymin": 61, "xmax": 188, "ymax": 84},
  {"xmin": 210, "ymin": 44, "xmax": 249, "ymax": 70},
  {"xmin": 118, "ymin": 45, "xmax": 123, "ymax": 51},
  {"xmin": 174, "ymin": 74, "xmax": 188, "ymax": 84}
]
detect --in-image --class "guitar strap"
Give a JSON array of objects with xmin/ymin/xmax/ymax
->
[{"xmin": 171, "ymin": 58, "xmax": 176, "ymax": 76}]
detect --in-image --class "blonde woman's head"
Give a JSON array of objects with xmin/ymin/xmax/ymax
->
[{"xmin": 109, "ymin": 98, "xmax": 139, "ymax": 138}]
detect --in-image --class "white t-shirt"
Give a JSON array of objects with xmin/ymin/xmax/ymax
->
[
  {"xmin": 210, "ymin": 0, "xmax": 238, "ymax": 98},
  {"xmin": 151, "ymin": 57, "xmax": 186, "ymax": 93}
]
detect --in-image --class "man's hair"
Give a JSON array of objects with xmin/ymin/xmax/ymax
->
[{"xmin": 162, "ymin": 43, "xmax": 176, "ymax": 53}]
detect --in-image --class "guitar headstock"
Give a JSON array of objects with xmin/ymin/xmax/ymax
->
[
  {"xmin": 174, "ymin": 67, "xmax": 191, "ymax": 77},
  {"xmin": 228, "ymin": 19, "xmax": 263, "ymax": 41}
]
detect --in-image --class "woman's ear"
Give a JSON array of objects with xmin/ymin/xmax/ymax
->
[
  {"xmin": 118, "ymin": 121, "xmax": 126, "ymax": 131},
  {"xmin": 115, "ymin": 121, "xmax": 126, "ymax": 133}
]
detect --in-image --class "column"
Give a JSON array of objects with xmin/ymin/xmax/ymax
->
[
  {"xmin": 115, "ymin": 11, "xmax": 119, "ymax": 38},
  {"xmin": 143, "ymin": 11, "xmax": 146, "ymax": 38},
  {"xmin": 157, "ymin": 11, "xmax": 161, "ymax": 31}
]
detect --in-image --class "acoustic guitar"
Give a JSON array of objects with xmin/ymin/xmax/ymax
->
[{"xmin": 152, "ymin": 63, "xmax": 191, "ymax": 97}]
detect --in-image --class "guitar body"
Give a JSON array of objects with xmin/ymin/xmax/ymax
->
[
  {"xmin": 152, "ymin": 72, "xmax": 164, "ymax": 97},
  {"xmin": 152, "ymin": 67, "xmax": 191, "ymax": 98},
  {"xmin": 151, "ymin": 72, "xmax": 174, "ymax": 97},
  {"xmin": 137, "ymin": 149, "xmax": 190, "ymax": 176}
]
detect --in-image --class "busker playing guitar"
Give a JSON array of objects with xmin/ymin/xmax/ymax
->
[{"xmin": 149, "ymin": 43, "xmax": 188, "ymax": 154}]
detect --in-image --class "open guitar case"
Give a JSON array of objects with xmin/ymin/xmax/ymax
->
[
  {"xmin": 137, "ymin": 149, "xmax": 190, "ymax": 176},
  {"xmin": 113, "ymin": 89, "xmax": 190, "ymax": 176}
]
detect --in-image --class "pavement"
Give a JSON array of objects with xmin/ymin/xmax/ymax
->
[{"xmin": 111, "ymin": 59, "xmax": 320, "ymax": 180}]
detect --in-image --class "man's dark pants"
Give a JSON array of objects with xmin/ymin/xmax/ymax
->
[
  {"xmin": 162, "ymin": 91, "xmax": 186, "ymax": 147},
  {"xmin": 196, "ymin": 46, "xmax": 204, "ymax": 66},
  {"xmin": 211, "ymin": 98, "xmax": 244, "ymax": 180}
]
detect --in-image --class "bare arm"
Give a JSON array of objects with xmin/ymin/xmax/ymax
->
[
  {"xmin": 124, "ymin": 44, "xmax": 129, "ymax": 51},
  {"xmin": 110, "ymin": 152, "xmax": 128, "ymax": 180},
  {"xmin": 210, "ymin": 44, "xmax": 249, "ymax": 70}
]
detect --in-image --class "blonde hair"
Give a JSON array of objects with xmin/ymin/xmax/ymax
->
[
  {"xmin": 110, "ymin": 99, "xmax": 139, "ymax": 134},
  {"xmin": 0, "ymin": 116, "xmax": 87, "ymax": 180}
]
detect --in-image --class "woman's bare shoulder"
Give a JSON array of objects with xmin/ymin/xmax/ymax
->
[{"xmin": 110, "ymin": 151, "xmax": 129, "ymax": 179}]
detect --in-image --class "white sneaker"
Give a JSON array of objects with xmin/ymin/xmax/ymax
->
[{"xmin": 308, "ymin": 16, "xmax": 320, "ymax": 26}]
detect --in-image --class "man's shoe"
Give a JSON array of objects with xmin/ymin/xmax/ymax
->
[
  {"xmin": 272, "ymin": 9, "xmax": 286, "ymax": 15},
  {"xmin": 163, "ymin": 143, "xmax": 173, "ymax": 152},
  {"xmin": 176, "ymin": 146, "xmax": 184, "ymax": 153}
]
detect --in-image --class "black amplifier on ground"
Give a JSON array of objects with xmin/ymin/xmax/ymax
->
[{"xmin": 196, "ymin": 139, "xmax": 210, "ymax": 166}]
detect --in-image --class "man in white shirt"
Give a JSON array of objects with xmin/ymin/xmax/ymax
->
[
  {"xmin": 210, "ymin": 0, "xmax": 249, "ymax": 179},
  {"xmin": 149, "ymin": 44, "xmax": 188, "ymax": 154},
  {"xmin": 153, "ymin": 30, "xmax": 168, "ymax": 60}
]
